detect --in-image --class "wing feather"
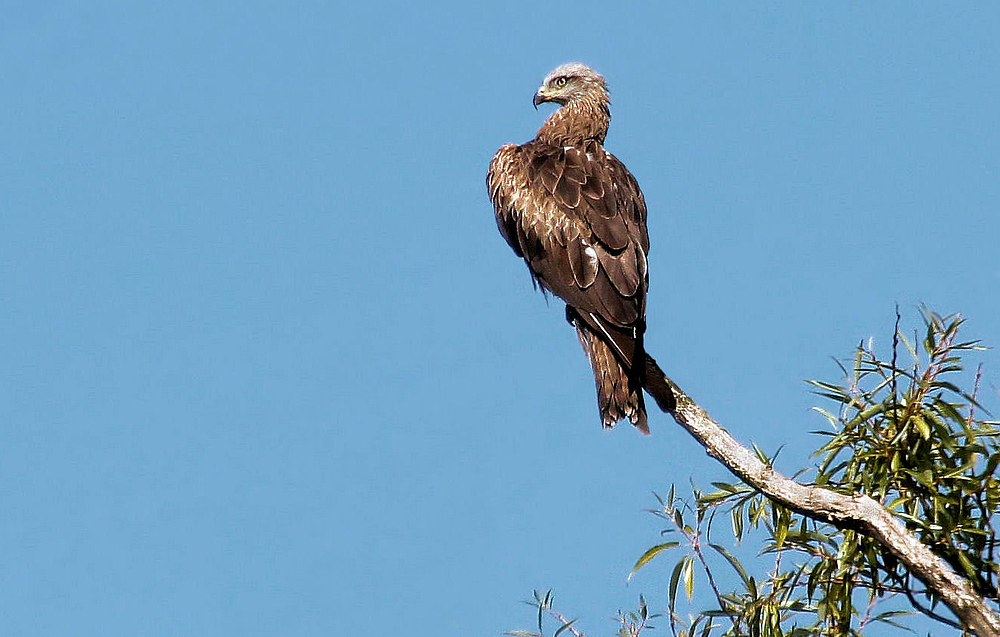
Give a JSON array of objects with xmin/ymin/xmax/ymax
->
[
  {"xmin": 488, "ymin": 144, "xmax": 525, "ymax": 258},
  {"xmin": 590, "ymin": 269, "xmax": 639, "ymax": 325},
  {"xmin": 566, "ymin": 237, "xmax": 599, "ymax": 288},
  {"xmin": 554, "ymin": 175, "xmax": 582, "ymax": 209},
  {"xmin": 488, "ymin": 139, "xmax": 650, "ymax": 341},
  {"xmin": 596, "ymin": 244, "xmax": 641, "ymax": 297}
]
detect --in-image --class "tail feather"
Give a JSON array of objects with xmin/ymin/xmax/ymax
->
[
  {"xmin": 575, "ymin": 322, "xmax": 649, "ymax": 434},
  {"xmin": 568, "ymin": 307, "xmax": 674, "ymax": 433}
]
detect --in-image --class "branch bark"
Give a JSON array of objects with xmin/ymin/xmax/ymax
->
[{"xmin": 643, "ymin": 356, "xmax": 1000, "ymax": 637}]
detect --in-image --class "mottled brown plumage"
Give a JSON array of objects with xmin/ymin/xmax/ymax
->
[{"xmin": 488, "ymin": 63, "xmax": 653, "ymax": 433}]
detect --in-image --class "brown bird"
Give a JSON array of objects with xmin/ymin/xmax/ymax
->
[{"xmin": 488, "ymin": 63, "xmax": 673, "ymax": 433}]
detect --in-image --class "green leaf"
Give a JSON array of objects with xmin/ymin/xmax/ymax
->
[
  {"xmin": 628, "ymin": 542, "xmax": 679, "ymax": 581},
  {"xmin": 668, "ymin": 557, "xmax": 686, "ymax": 616},
  {"xmin": 752, "ymin": 443, "xmax": 772, "ymax": 465},
  {"xmin": 986, "ymin": 454, "xmax": 1000, "ymax": 476},
  {"xmin": 709, "ymin": 543, "xmax": 750, "ymax": 586},
  {"xmin": 904, "ymin": 468, "xmax": 935, "ymax": 488},
  {"xmin": 710, "ymin": 481, "xmax": 746, "ymax": 494},
  {"xmin": 774, "ymin": 514, "xmax": 788, "ymax": 549},
  {"xmin": 941, "ymin": 460, "xmax": 976, "ymax": 480},
  {"xmin": 957, "ymin": 550, "xmax": 979, "ymax": 580},
  {"xmin": 935, "ymin": 399, "xmax": 969, "ymax": 427},
  {"xmin": 890, "ymin": 451, "xmax": 901, "ymax": 472},
  {"xmin": 683, "ymin": 555, "xmax": 696, "ymax": 600},
  {"xmin": 811, "ymin": 406, "xmax": 838, "ymax": 425},
  {"xmin": 700, "ymin": 489, "xmax": 735, "ymax": 505},
  {"xmin": 553, "ymin": 619, "xmax": 577, "ymax": 637},
  {"xmin": 845, "ymin": 402, "xmax": 888, "ymax": 430},
  {"xmin": 731, "ymin": 505, "xmax": 744, "ymax": 540},
  {"xmin": 912, "ymin": 414, "xmax": 931, "ymax": 440}
]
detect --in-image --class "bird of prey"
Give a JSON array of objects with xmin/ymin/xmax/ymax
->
[{"xmin": 488, "ymin": 63, "xmax": 673, "ymax": 433}]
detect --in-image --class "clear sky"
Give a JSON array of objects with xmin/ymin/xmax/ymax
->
[{"xmin": 3, "ymin": 2, "xmax": 999, "ymax": 635}]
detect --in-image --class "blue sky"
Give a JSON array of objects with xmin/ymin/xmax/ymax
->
[{"xmin": 3, "ymin": 2, "xmax": 999, "ymax": 635}]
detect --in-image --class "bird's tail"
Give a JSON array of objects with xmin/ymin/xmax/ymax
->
[{"xmin": 574, "ymin": 322, "xmax": 649, "ymax": 434}]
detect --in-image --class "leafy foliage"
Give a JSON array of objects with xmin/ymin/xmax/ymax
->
[
  {"xmin": 505, "ymin": 589, "xmax": 657, "ymax": 637},
  {"xmin": 628, "ymin": 308, "xmax": 1000, "ymax": 635},
  {"xmin": 810, "ymin": 309, "xmax": 999, "ymax": 603},
  {"xmin": 510, "ymin": 308, "xmax": 1000, "ymax": 636}
]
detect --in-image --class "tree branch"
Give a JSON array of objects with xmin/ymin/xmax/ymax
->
[{"xmin": 643, "ymin": 354, "xmax": 1000, "ymax": 637}]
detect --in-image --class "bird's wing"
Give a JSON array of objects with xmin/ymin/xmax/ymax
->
[{"xmin": 488, "ymin": 140, "xmax": 649, "ymax": 366}]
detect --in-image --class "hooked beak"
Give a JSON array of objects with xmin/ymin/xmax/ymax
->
[{"xmin": 532, "ymin": 90, "xmax": 547, "ymax": 109}]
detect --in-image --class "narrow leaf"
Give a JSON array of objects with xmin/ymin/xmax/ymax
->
[
  {"xmin": 668, "ymin": 558, "xmax": 685, "ymax": 615},
  {"xmin": 553, "ymin": 619, "xmax": 577, "ymax": 637},
  {"xmin": 709, "ymin": 543, "xmax": 749, "ymax": 586},
  {"xmin": 628, "ymin": 542, "xmax": 679, "ymax": 580},
  {"xmin": 683, "ymin": 556, "xmax": 695, "ymax": 601}
]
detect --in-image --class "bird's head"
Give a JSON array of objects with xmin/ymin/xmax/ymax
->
[{"xmin": 533, "ymin": 63, "xmax": 609, "ymax": 109}]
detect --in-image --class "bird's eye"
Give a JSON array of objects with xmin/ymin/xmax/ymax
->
[{"xmin": 554, "ymin": 77, "xmax": 568, "ymax": 88}]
